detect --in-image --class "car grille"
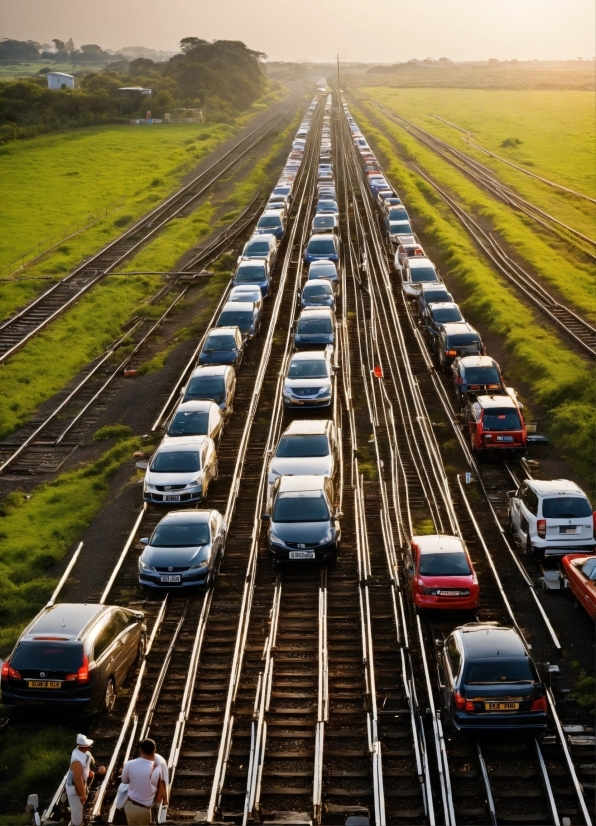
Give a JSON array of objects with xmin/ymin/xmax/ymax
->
[
  {"xmin": 155, "ymin": 485, "xmax": 186, "ymax": 492},
  {"xmin": 284, "ymin": 541, "xmax": 318, "ymax": 549},
  {"xmin": 154, "ymin": 566, "xmax": 189, "ymax": 572},
  {"xmin": 293, "ymin": 388, "xmax": 320, "ymax": 396}
]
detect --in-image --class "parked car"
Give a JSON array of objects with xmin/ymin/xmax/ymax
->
[
  {"xmin": 265, "ymin": 198, "xmax": 289, "ymax": 218},
  {"xmin": 312, "ymin": 214, "xmax": 339, "ymax": 234},
  {"xmin": 1, "ymin": 603, "xmax": 145, "ymax": 712},
  {"xmin": 402, "ymin": 257, "xmax": 441, "ymax": 297},
  {"xmin": 198, "ymin": 327, "xmax": 244, "ymax": 369},
  {"xmin": 164, "ymin": 400, "xmax": 224, "ymax": 444},
  {"xmin": 183, "ymin": 365, "xmax": 236, "ymax": 415},
  {"xmin": 295, "ymin": 307, "xmax": 336, "ymax": 348},
  {"xmin": 263, "ymin": 475, "xmax": 340, "ymax": 565},
  {"xmin": 561, "ymin": 555, "xmax": 596, "ymax": 619},
  {"xmin": 216, "ymin": 301, "xmax": 261, "ymax": 340},
  {"xmin": 233, "ymin": 259, "xmax": 271, "ymax": 297},
  {"xmin": 404, "ymin": 535, "xmax": 479, "ymax": 611},
  {"xmin": 304, "ymin": 234, "xmax": 340, "ymax": 264},
  {"xmin": 509, "ymin": 479, "xmax": 595, "ymax": 558},
  {"xmin": 464, "ymin": 393, "xmax": 526, "ymax": 456},
  {"xmin": 387, "ymin": 218, "xmax": 413, "ymax": 242},
  {"xmin": 437, "ymin": 322, "xmax": 484, "ymax": 370},
  {"xmin": 255, "ymin": 210, "xmax": 285, "ymax": 240},
  {"xmin": 142, "ymin": 435, "xmax": 218, "ymax": 506},
  {"xmin": 268, "ymin": 419, "xmax": 339, "ymax": 487},
  {"xmin": 240, "ymin": 234, "xmax": 278, "ymax": 269},
  {"xmin": 300, "ymin": 279, "xmax": 335, "ymax": 310},
  {"xmin": 381, "ymin": 196, "xmax": 402, "ymax": 212},
  {"xmin": 283, "ymin": 348, "xmax": 335, "ymax": 408},
  {"xmin": 424, "ymin": 302, "xmax": 465, "ymax": 351},
  {"xmin": 272, "ymin": 184, "xmax": 293, "ymax": 201},
  {"xmin": 394, "ymin": 241, "xmax": 425, "ymax": 274},
  {"xmin": 416, "ymin": 283, "xmax": 453, "ymax": 319},
  {"xmin": 316, "ymin": 200, "xmax": 339, "ymax": 216},
  {"xmin": 377, "ymin": 189, "xmax": 397, "ymax": 207},
  {"xmin": 307, "ymin": 260, "xmax": 339, "ymax": 292},
  {"xmin": 138, "ymin": 509, "xmax": 225, "ymax": 589},
  {"xmin": 451, "ymin": 356, "xmax": 506, "ymax": 410},
  {"xmin": 228, "ymin": 285, "xmax": 263, "ymax": 309},
  {"xmin": 438, "ymin": 624, "xmax": 547, "ymax": 731}
]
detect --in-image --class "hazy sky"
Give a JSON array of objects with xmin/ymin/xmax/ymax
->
[{"xmin": 2, "ymin": 0, "xmax": 594, "ymax": 62}]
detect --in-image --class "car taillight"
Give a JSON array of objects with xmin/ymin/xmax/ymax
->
[
  {"xmin": 1, "ymin": 660, "xmax": 21, "ymax": 680},
  {"xmin": 531, "ymin": 696, "xmax": 547, "ymax": 712},
  {"xmin": 537, "ymin": 519, "xmax": 546, "ymax": 539},
  {"xmin": 65, "ymin": 654, "xmax": 89, "ymax": 684},
  {"xmin": 446, "ymin": 350, "xmax": 457, "ymax": 357},
  {"xmin": 465, "ymin": 700, "xmax": 475, "ymax": 712},
  {"xmin": 454, "ymin": 691, "xmax": 466, "ymax": 710}
]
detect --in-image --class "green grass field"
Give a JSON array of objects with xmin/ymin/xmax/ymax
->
[{"xmin": 365, "ymin": 88, "xmax": 595, "ymax": 240}]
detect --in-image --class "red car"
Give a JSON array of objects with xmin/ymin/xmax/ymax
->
[
  {"xmin": 464, "ymin": 393, "xmax": 527, "ymax": 454},
  {"xmin": 405, "ymin": 535, "xmax": 479, "ymax": 611},
  {"xmin": 562, "ymin": 554, "xmax": 596, "ymax": 620}
]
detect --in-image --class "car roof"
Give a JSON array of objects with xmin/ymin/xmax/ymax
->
[
  {"xmin": 309, "ymin": 260, "xmax": 337, "ymax": 271},
  {"xmin": 26, "ymin": 603, "xmax": 106, "ymax": 639},
  {"xmin": 259, "ymin": 210, "xmax": 283, "ymax": 219},
  {"xmin": 221, "ymin": 302, "xmax": 255, "ymax": 312},
  {"xmin": 237, "ymin": 258, "xmax": 267, "ymax": 268},
  {"xmin": 442, "ymin": 322, "xmax": 477, "ymax": 334},
  {"xmin": 527, "ymin": 479, "xmax": 587, "ymax": 496},
  {"xmin": 208, "ymin": 326, "xmax": 240, "ymax": 334},
  {"xmin": 314, "ymin": 213, "xmax": 336, "ymax": 220},
  {"xmin": 159, "ymin": 509, "xmax": 212, "ymax": 524},
  {"xmin": 419, "ymin": 282, "xmax": 448, "ymax": 293},
  {"xmin": 428, "ymin": 302, "xmax": 459, "ymax": 312},
  {"xmin": 460, "ymin": 356, "xmax": 497, "ymax": 368},
  {"xmin": 408, "ymin": 257, "xmax": 435, "ymax": 269},
  {"xmin": 309, "ymin": 233, "xmax": 337, "ymax": 243},
  {"xmin": 278, "ymin": 475, "xmax": 327, "ymax": 492},
  {"xmin": 300, "ymin": 307, "xmax": 334, "ymax": 318},
  {"xmin": 291, "ymin": 349, "xmax": 329, "ymax": 361},
  {"xmin": 175, "ymin": 400, "xmax": 219, "ymax": 413},
  {"xmin": 413, "ymin": 535, "xmax": 466, "ymax": 554},
  {"xmin": 304, "ymin": 279, "xmax": 332, "ymax": 290},
  {"xmin": 458, "ymin": 625, "xmax": 526, "ymax": 659},
  {"xmin": 157, "ymin": 436, "xmax": 209, "ymax": 451},
  {"xmin": 285, "ymin": 419, "xmax": 330, "ymax": 435},
  {"xmin": 191, "ymin": 365, "xmax": 231, "ymax": 377},
  {"xmin": 247, "ymin": 234, "xmax": 275, "ymax": 243},
  {"xmin": 230, "ymin": 285, "xmax": 261, "ymax": 294},
  {"xmin": 476, "ymin": 394, "xmax": 517, "ymax": 409}
]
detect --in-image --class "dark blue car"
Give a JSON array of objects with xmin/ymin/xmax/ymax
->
[
  {"xmin": 255, "ymin": 210, "xmax": 285, "ymax": 240},
  {"xmin": 307, "ymin": 259, "xmax": 339, "ymax": 287},
  {"xmin": 294, "ymin": 307, "xmax": 335, "ymax": 348},
  {"xmin": 300, "ymin": 279, "xmax": 335, "ymax": 310},
  {"xmin": 198, "ymin": 327, "xmax": 244, "ymax": 369},
  {"xmin": 304, "ymin": 234, "xmax": 340, "ymax": 264},
  {"xmin": 233, "ymin": 259, "xmax": 271, "ymax": 297}
]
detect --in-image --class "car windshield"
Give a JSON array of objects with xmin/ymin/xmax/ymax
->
[
  {"xmin": 449, "ymin": 334, "xmax": 480, "ymax": 347},
  {"xmin": 288, "ymin": 359, "xmax": 328, "ymax": 378},
  {"xmin": 258, "ymin": 216, "xmax": 282, "ymax": 228},
  {"xmin": 218, "ymin": 310, "xmax": 253, "ymax": 329},
  {"xmin": 314, "ymin": 216, "xmax": 334, "ymax": 227},
  {"xmin": 185, "ymin": 377, "xmax": 225, "ymax": 404},
  {"xmin": 422, "ymin": 289, "xmax": 450, "ymax": 304},
  {"xmin": 308, "ymin": 238, "xmax": 336, "ymax": 254},
  {"xmin": 298, "ymin": 317, "xmax": 332, "ymax": 334},
  {"xmin": 542, "ymin": 497, "xmax": 592, "ymax": 518},
  {"xmin": 317, "ymin": 202, "xmax": 338, "ymax": 211},
  {"xmin": 167, "ymin": 410, "xmax": 209, "ymax": 436},
  {"xmin": 388, "ymin": 208, "xmax": 408, "ymax": 220},
  {"xmin": 309, "ymin": 263, "xmax": 337, "ymax": 279},
  {"xmin": 236, "ymin": 266, "xmax": 266, "ymax": 283},
  {"xmin": 482, "ymin": 408, "xmax": 521, "ymax": 431},
  {"xmin": 246, "ymin": 241, "xmax": 270, "ymax": 254},
  {"xmin": 276, "ymin": 435, "xmax": 330, "ymax": 458},
  {"xmin": 411, "ymin": 267, "xmax": 437, "ymax": 283},
  {"xmin": 419, "ymin": 552, "xmax": 471, "ymax": 576},
  {"xmin": 465, "ymin": 658, "xmax": 534, "ymax": 684},
  {"xmin": 432, "ymin": 307, "xmax": 463, "ymax": 323},
  {"xmin": 150, "ymin": 522, "xmax": 210, "ymax": 547},
  {"xmin": 304, "ymin": 284, "xmax": 332, "ymax": 298},
  {"xmin": 151, "ymin": 450, "xmax": 200, "ymax": 473},
  {"xmin": 204, "ymin": 333, "xmax": 236, "ymax": 351},
  {"xmin": 465, "ymin": 366, "xmax": 501, "ymax": 385},
  {"xmin": 12, "ymin": 642, "xmax": 83, "ymax": 672},
  {"xmin": 273, "ymin": 492, "xmax": 330, "ymax": 522},
  {"xmin": 582, "ymin": 558, "xmax": 596, "ymax": 580}
]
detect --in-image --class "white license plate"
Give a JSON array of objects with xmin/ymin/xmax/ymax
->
[
  {"xmin": 560, "ymin": 526, "xmax": 578, "ymax": 534},
  {"xmin": 438, "ymin": 590, "xmax": 460, "ymax": 596},
  {"xmin": 160, "ymin": 575, "xmax": 181, "ymax": 583},
  {"xmin": 289, "ymin": 551, "xmax": 315, "ymax": 560},
  {"xmin": 485, "ymin": 702, "xmax": 519, "ymax": 711},
  {"xmin": 496, "ymin": 436, "xmax": 514, "ymax": 442},
  {"xmin": 164, "ymin": 495, "xmax": 181, "ymax": 502}
]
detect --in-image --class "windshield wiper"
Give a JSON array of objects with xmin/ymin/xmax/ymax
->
[{"xmin": 467, "ymin": 680, "xmax": 533, "ymax": 685}]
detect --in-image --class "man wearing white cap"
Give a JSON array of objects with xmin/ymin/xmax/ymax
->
[{"xmin": 65, "ymin": 734, "xmax": 106, "ymax": 826}]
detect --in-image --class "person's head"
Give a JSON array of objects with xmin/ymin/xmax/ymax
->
[
  {"xmin": 139, "ymin": 738, "xmax": 156, "ymax": 759},
  {"xmin": 76, "ymin": 733, "xmax": 93, "ymax": 753}
]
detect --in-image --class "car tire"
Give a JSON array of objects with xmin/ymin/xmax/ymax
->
[
  {"xmin": 135, "ymin": 633, "xmax": 146, "ymax": 666},
  {"xmin": 103, "ymin": 677, "xmax": 116, "ymax": 714}
]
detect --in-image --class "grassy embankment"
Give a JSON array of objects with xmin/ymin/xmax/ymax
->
[
  {"xmin": 350, "ymin": 103, "xmax": 595, "ymax": 490},
  {"xmin": 360, "ymin": 90, "xmax": 595, "ymax": 322}
]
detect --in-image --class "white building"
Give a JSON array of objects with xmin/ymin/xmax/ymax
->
[{"xmin": 47, "ymin": 72, "xmax": 75, "ymax": 90}]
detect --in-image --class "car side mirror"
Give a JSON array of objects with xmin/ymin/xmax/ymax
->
[
  {"xmin": 135, "ymin": 460, "xmax": 148, "ymax": 470},
  {"xmin": 333, "ymin": 365, "xmax": 340, "ymax": 373},
  {"xmin": 261, "ymin": 513, "xmax": 271, "ymax": 522},
  {"xmin": 507, "ymin": 490, "xmax": 517, "ymax": 499},
  {"xmin": 139, "ymin": 538, "xmax": 149, "ymax": 545},
  {"xmin": 435, "ymin": 639, "xmax": 444, "ymax": 650},
  {"xmin": 180, "ymin": 387, "xmax": 185, "ymax": 395},
  {"xmin": 335, "ymin": 510, "xmax": 343, "ymax": 519}
]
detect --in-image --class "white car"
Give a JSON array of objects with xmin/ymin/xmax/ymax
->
[
  {"xmin": 402, "ymin": 257, "xmax": 442, "ymax": 297},
  {"xmin": 508, "ymin": 479, "xmax": 595, "ymax": 558},
  {"xmin": 283, "ymin": 348, "xmax": 335, "ymax": 408},
  {"xmin": 143, "ymin": 436, "xmax": 218, "ymax": 506},
  {"xmin": 163, "ymin": 400, "xmax": 223, "ymax": 444},
  {"xmin": 229, "ymin": 285, "xmax": 263, "ymax": 309},
  {"xmin": 268, "ymin": 419, "xmax": 339, "ymax": 488}
]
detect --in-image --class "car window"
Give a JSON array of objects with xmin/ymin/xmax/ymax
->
[
  {"xmin": 464, "ymin": 366, "xmax": 500, "ymax": 385},
  {"xmin": 418, "ymin": 552, "xmax": 471, "ymax": 576},
  {"xmin": 482, "ymin": 409, "xmax": 521, "ymax": 431},
  {"xmin": 520, "ymin": 484, "xmax": 538, "ymax": 515},
  {"xmin": 582, "ymin": 558, "xmax": 596, "ymax": 580},
  {"xmin": 273, "ymin": 491, "xmax": 330, "ymax": 522},
  {"xmin": 151, "ymin": 450, "xmax": 200, "ymax": 473},
  {"xmin": 288, "ymin": 359, "xmax": 328, "ymax": 378},
  {"xmin": 204, "ymin": 333, "xmax": 237, "ymax": 351},
  {"xmin": 465, "ymin": 658, "xmax": 534, "ymax": 685},
  {"xmin": 218, "ymin": 310, "xmax": 253, "ymax": 327},
  {"xmin": 447, "ymin": 637, "xmax": 461, "ymax": 677},
  {"xmin": 409, "ymin": 267, "xmax": 437, "ymax": 283},
  {"xmin": 304, "ymin": 284, "xmax": 332, "ymax": 297},
  {"xmin": 276, "ymin": 435, "xmax": 330, "ymax": 458},
  {"xmin": 168, "ymin": 410, "xmax": 209, "ymax": 436},
  {"xmin": 258, "ymin": 216, "xmax": 282, "ymax": 228},
  {"xmin": 235, "ymin": 266, "xmax": 267, "ymax": 283},
  {"xmin": 186, "ymin": 377, "xmax": 225, "ymax": 404},
  {"xmin": 297, "ymin": 317, "xmax": 333, "ymax": 334},
  {"xmin": 542, "ymin": 497, "xmax": 592, "ymax": 518},
  {"xmin": 307, "ymin": 238, "xmax": 337, "ymax": 255},
  {"xmin": 93, "ymin": 615, "xmax": 125, "ymax": 660},
  {"xmin": 12, "ymin": 641, "xmax": 83, "ymax": 672},
  {"xmin": 246, "ymin": 241, "xmax": 271, "ymax": 254},
  {"xmin": 150, "ymin": 522, "xmax": 210, "ymax": 547},
  {"xmin": 449, "ymin": 334, "xmax": 480, "ymax": 347},
  {"xmin": 431, "ymin": 307, "xmax": 463, "ymax": 323}
]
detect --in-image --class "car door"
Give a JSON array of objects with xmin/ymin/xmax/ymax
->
[
  {"xmin": 442, "ymin": 635, "xmax": 461, "ymax": 713},
  {"xmin": 92, "ymin": 612, "xmax": 128, "ymax": 689},
  {"xmin": 116, "ymin": 610, "xmax": 141, "ymax": 679},
  {"xmin": 509, "ymin": 486, "xmax": 524, "ymax": 540},
  {"xmin": 404, "ymin": 546, "xmax": 415, "ymax": 599},
  {"xmin": 518, "ymin": 484, "xmax": 535, "ymax": 545}
]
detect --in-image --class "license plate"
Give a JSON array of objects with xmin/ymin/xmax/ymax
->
[
  {"xmin": 165, "ymin": 495, "xmax": 181, "ymax": 502},
  {"xmin": 496, "ymin": 436, "xmax": 514, "ymax": 442},
  {"xmin": 28, "ymin": 680, "xmax": 61, "ymax": 689},
  {"xmin": 160, "ymin": 575, "xmax": 181, "ymax": 582},
  {"xmin": 560, "ymin": 526, "xmax": 578, "ymax": 534},
  {"xmin": 485, "ymin": 701, "xmax": 519, "ymax": 711},
  {"xmin": 289, "ymin": 551, "xmax": 315, "ymax": 560},
  {"xmin": 438, "ymin": 590, "xmax": 460, "ymax": 596}
]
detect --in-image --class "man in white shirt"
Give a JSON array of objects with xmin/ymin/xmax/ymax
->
[
  {"xmin": 121, "ymin": 738, "xmax": 164, "ymax": 825},
  {"xmin": 65, "ymin": 734, "xmax": 106, "ymax": 826}
]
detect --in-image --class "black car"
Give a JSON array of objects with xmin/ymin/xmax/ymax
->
[
  {"xmin": 423, "ymin": 302, "xmax": 464, "ymax": 351},
  {"xmin": 416, "ymin": 284, "xmax": 453, "ymax": 320},
  {"xmin": 294, "ymin": 307, "xmax": 335, "ymax": 348},
  {"xmin": 216, "ymin": 302, "xmax": 261, "ymax": 341},
  {"xmin": 182, "ymin": 365, "xmax": 236, "ymax": 416},
  {"xmin": 1, "ymin": 603, "xmax": 145, "ymax": 713},
  {"xmin": 263, "ymin": 475, "xmax": 340, "ymax": 566},
  {"xmin": 198, "ymin": 327, "xmax": 244, "ymax": 369},
  {"xmin": 451, "ymin": 355, "xmax": 506, "ymax": 410},
  {"xmin": 438, "ymin": 623, "xmax": 547, "ymax": 731},
  {"xmin": 436, "ymin": 322, "xmax": 484, "ymax": 372}
]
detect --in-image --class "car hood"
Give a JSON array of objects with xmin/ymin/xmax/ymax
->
[
  {"xmin": 271, "ymin": 521, "xmax": 330, "ymax": 543},
  {"xmin": 269, "ymin": 456, "xmax": 333, "ymax": 482},
  {"xmin": 145, "ymin": 470, "xmax": 200, "ymax": 486},
  {"xmin": 285, "ymin": 377, "xmax": 330, "ymax": 390},
  {"xmin": 199, "ymin": 350, "xmax": 237, "ymax": 364},
  {"xmin": 142, "ymin": 544, "xmax": 210, "ymax": 568}
]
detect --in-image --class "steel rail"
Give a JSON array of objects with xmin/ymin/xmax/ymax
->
[
  {"xmin": 0, "ymin": 96, "xmax": 302, "ymax": 363},
  {"xmin": 534, "ymin": 738, "xmax": 561, "ymax": 826},
  {"xmin": 475, "ymin": 742, "xmax": 497, "ymax": 826},
  {"xmin": 45, "ymin": 541, "xmax": 83, "ymax": 606},
  {"xmin": 312, "ymin": 567, "xmax": 328, "ymax": 825}
]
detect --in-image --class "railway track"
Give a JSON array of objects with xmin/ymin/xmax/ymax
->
[{"xmin": 0, "ymin": 92, "xmax": 303, "ymax": 364}]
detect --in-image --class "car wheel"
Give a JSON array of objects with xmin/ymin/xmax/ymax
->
[
  {"xmin": 103, "ymin": 677, "xmax": 116, "ymax": 714},
  {"xmin": 135, "ymin": 633, "xmax": 146, "ymax": 665}
]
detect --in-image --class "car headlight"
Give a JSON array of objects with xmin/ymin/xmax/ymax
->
[
  {"xmin": 269, "ymin": 532, "xmax": 285, "ymax": 546},
  {"xmin": 139, "ymin": 559, "xmax": 156, "ymax": 572},
  {"xmin": 283, "ymin": 385, "xmax": 294, "ymax": 397},
  {"xmin": 318, "ymin": 527, "xmax": 335, "ymax": 545},
  {"xmin": 144, "ymin": 483, "xmax": 156, "ymax": 491},
  {"xmin": 317, "ymin": 385, "xmax": 331, "ymax": 397},
  {"xmin": 190, "ymin": 559, "xmax": 210, "ymax": 570},
  {"xmin": 188, "ymin": 475, "xmax": 202, "ymax": 487}
]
